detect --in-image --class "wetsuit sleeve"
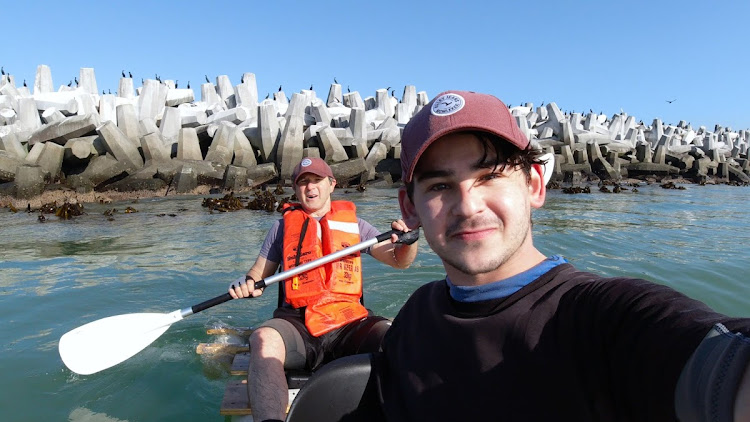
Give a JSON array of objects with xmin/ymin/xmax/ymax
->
[
  {"xmin": 357, "ymin": 218, "xmax": 380, "ymax": 255},
  {"xmin": 259, "ymin": 219, "xmax": 283, "ymax": 262},
  {"xmin": 675, "ymin": 323, "xmax": 750, "ymax": 422}
]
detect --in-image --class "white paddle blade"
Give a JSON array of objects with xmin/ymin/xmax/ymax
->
[
  {"xmin": 539, "ymin": 152, "xmax": 555, "ymax": 185},
  {"xmin": 59, "ymin": 310, "xmax": 183, "ymax": 375}
]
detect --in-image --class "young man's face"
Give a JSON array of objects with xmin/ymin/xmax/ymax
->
[
  {"xmin": 399, "ymin": 132, "xmax": 546, "ymax": 285},
  {"xmin": 295, "ymin": 173, "xmax": 336, "ymax": 216}
]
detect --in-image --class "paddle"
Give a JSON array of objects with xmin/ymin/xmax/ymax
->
[
  {"xmin": 59, "ymin": 229, "xmax": 419, "ymax": 375},
  {"xmin": 540, "ymin": 151, "xmax": 555, "ymax": 186}
]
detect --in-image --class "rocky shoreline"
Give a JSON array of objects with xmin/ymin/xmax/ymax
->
[{"xmin": 1, "ymin": 65, "xmax": 748, "ymax": 209}]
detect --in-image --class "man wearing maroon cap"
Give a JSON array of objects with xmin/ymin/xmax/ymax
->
[
  {"xmin": 376, "ymin": 90, "xmax": 750, "ymax": 421},
  {"xmin": 228, "ymin": 157, "xmax": 418, "ymax": 422}
]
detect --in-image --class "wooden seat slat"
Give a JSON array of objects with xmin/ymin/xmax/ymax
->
[
  {"xmin": 231, "ymin": 352, "xmax": 250, "ymax": 375},
  {"xmin": 220, "ymin": 380, "xmax": 251, "ymax": 416}
]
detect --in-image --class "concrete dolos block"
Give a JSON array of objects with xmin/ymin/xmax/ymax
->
[
  {"xmin": 177, "ymin": 128, "xmax": 203, "ymax": 160},
  {"xmin": 28, "ymin": 114, "xmax": 101, "ymax": 146},
  {"xmin": 34, "ymin": 142, "xmax": 65, "ymax": 179},
  {"xmin": 276, "ymin": 115, "xmax": 304, "ymax": 181},
  {"xmin": 14, "ymin": 164, "xmax": 46, "ymax": 198},
  {"xmin": 96, "ymin": 121, "xmax": 144, "ymax": 172}
]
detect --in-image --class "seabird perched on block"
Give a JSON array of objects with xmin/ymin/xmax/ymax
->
[
  {"xmin": 278, "ymin": 85, "xmax": 282, "ymax": 92},
  {"xmin": 310, "ymin": 84, "xmax": 313, "ymax": 90},
  {"xmin": 175, "ymin": 80, "xmax": 179, "ymax": 88},
  {"xmin": 187, "ymin": 81, "xmax": 190, "ymax": 89},
  {"xmin": 23, "ymin": 80, "xmax": 27, "ymax": 87},
  {"xmin": 334, "ymin": 77, "xmax": 338, "ymax": 84},
  {"xmin": 129, "ymin": 71, "xmax": 132, "ymax": 78},
  {"xmin": 347, "ymin": 85, "xmax": 350, "ymax": 93},
  {"xmin": 1, "ymin": 66, "xmax": 4, "ymax": 76},
  {"xmin": 122, "ymin": 70, "xmax": 126, "ymax": 78},
  {"xmin": 67, "ymin": 80, "xmax": 72, "ymax": 87},
  {"xmin": 205, "ymin": 75, "xmax": 210, "ymax": 83},
  {"xmin": 265, "ymin": 93, "xmax": 269, "ymax": 99}
]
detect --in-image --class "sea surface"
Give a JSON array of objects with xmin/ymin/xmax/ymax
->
[{"xmin": 1, "ymin": 184, "xmax": 749, "ymax": 421}]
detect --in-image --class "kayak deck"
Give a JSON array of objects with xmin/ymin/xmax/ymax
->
[
  {"xmin": 200, "ymin": 326, "xmax": 385, "ymax": 421},
  {"xmin": 198, "ymin": 327, "xmax": 308, "ymax": 417}
]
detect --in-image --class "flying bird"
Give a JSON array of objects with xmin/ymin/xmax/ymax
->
[{"xmin": 666, "ymin": 99, "xmax": 676, "ymax": 104}]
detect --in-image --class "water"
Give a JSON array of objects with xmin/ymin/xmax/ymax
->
[{"xmin": 1, "ymin": 184, "xmax": 749, "ymax": 421}]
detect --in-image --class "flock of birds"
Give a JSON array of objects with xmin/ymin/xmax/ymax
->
[
  {"xmin": 3, "ymin": 65, "xmax": 681, "ymax": 111},
  {"xmin": 1, "ymin": 66, "xmax": 409, "ymax": 106}
]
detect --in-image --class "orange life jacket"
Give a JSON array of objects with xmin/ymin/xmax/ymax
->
[{"xmin": 282, "ymin": 201, "xmax": 368, "ymax": 336}]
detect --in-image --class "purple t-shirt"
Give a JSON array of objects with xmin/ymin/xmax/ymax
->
[{"xmin": 259, "ymin": 217, "xmax": 380, "ymax": 264}]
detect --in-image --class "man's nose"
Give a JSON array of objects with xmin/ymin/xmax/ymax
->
[{"xmin": 453, "ymin": 184, "xmax": 485, "ymax": 217}]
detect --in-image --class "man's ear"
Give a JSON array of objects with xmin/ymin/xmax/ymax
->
[
  {"xmin": 398, "ymin": 186, "xmax": 421, "ymax": 229},
  {"xmin": 528, "ymin": 163, "xmax": 546, "ymax": 209}
]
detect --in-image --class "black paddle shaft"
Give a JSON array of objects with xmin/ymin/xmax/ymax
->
[{"xmin": 187, "ymin": 228, "xmax": 419, "ymax": 316}]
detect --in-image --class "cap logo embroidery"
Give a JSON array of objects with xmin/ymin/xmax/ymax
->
[
  {"xmin": 301, "ymin": 158, "xmax": 313, "ymax": 167},
  {"xmin": 431, "ymin": 93, "xmax": 465, "ymax": 116}
]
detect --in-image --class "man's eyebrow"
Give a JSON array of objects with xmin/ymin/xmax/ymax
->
[
  {"xmin": 415, "ymin": 157, "xmax": 500, "ymax": 182},
  {"xmin": 414, "ymin": 168, "xmax": 453, "ymax": 182},
  {"xmin": 476, "ymin": 157, "xmax": 498, "ymax": 169}
]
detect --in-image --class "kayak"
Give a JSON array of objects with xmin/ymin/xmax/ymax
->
[{"xmin": 199, "ymin": 327, "xmax": 384, "ymax": 422}]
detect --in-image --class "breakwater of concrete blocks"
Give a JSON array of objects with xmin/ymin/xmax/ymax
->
[{"xmin": 1, "ymin": 64, "xmax": 748, "ymax": 199}]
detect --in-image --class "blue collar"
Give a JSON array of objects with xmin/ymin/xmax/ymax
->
[{"xmin": 447, "ymin": 255, "xmax": 568, "ymax": 302}]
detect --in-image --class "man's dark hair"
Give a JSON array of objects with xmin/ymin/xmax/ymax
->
[{"xmin": 405, "ymin": 131, "xmax": 548, "ymax": 199}]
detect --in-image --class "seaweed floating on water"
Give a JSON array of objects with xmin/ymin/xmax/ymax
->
[
  {"xmin": 202, "ymin": 193, "xmax": 244, "ymax": 213},
  {"xmin": 562, "ymin": 186, "xmax": 591, "ymax": 194},
  {"xmin": 660, "ymin": 181, "xmax": 686, "ymax": 190},
  {"xmin": 54, "ymin": 202, "xmax": 84, "ymax": 220},
  {"xmin": 246, "ymin": 190, "xmax": 280, "ymax": 213}
]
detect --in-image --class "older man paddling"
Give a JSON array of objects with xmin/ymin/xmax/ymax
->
[
  {"xmin": 229, "ymin": 157, "xmax": 418, "ymax": 422},
  {"xmin": 376, "ymin": 90, "xmax": 750, "ymax": 421}
]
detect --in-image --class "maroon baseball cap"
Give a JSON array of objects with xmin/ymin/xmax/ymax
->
[
  {"xmin": 292, "ymin": 157, "xmax": 334, "ymax": 185},
  {"xmin": 400, "ymin": 90, "xmax": 530, "ymax": 183}
]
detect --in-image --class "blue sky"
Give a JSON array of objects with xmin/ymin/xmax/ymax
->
[{"xmin": 3, "ymin": 0, "xmax": 748, "ymax": 130}]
